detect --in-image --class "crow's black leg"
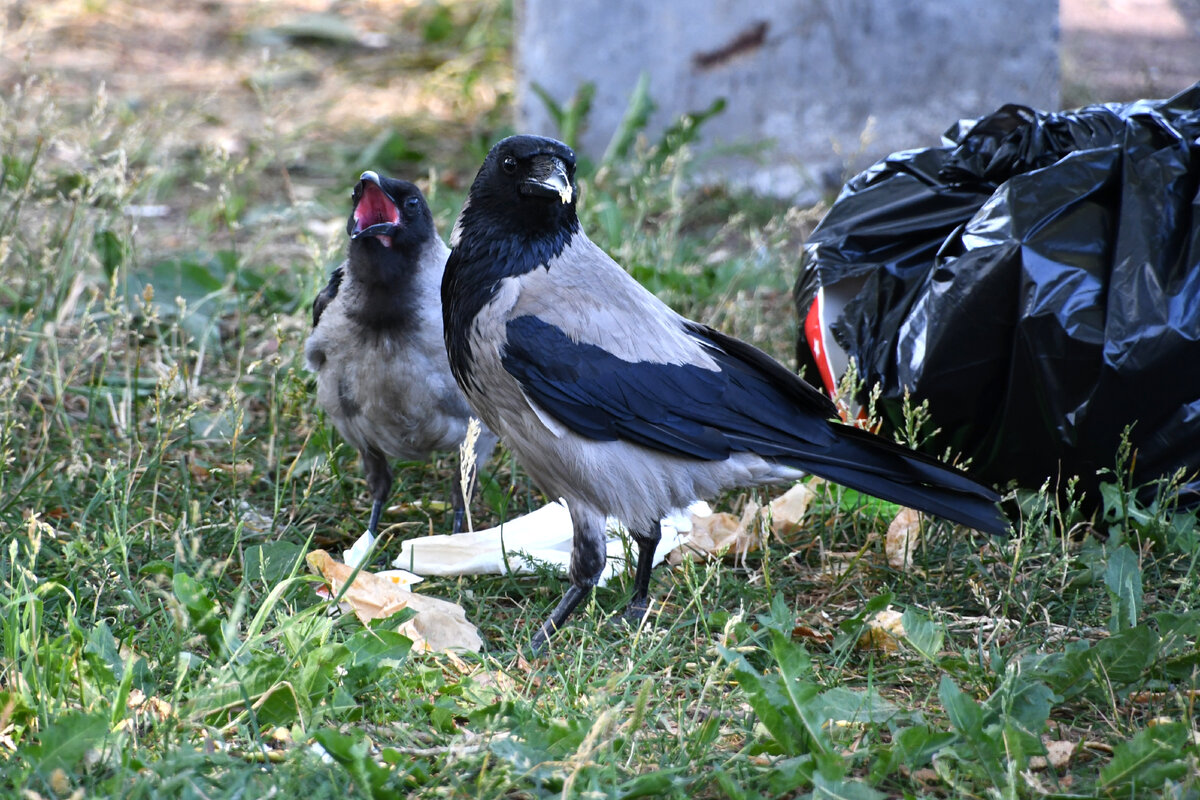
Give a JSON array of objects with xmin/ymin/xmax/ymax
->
[
  {"xmin": 530, "ymin": 584, "xmax": 593, "ymax": 653},
  {"xmin": 529, "ymin": 508, "xmax": 606, "ymax": 653},
  {"xmin": 361, "ymin": 448, "xmax": 393, "ymax": 536},
  {"xmin": 622, "ymin": 528, "xmax": 661, "ymax": 623},
  {"xmin": 367, "ymin": 500, "xmax": 385, "ymax": 538}
]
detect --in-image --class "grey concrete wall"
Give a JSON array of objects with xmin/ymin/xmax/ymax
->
[{"xmin": 516, "ymin": 0, "xmax": 1060, "ymax": 201}]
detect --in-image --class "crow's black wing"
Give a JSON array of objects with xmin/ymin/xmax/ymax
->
[
  {"xmin": 501, "ymin": 314, "xmax": 1008, "ymax": 534},
  {"xmin": 500, "ymin": 314, "xmax": 843, "ymax": 460},
  {"xmin": 312, "ymin": 266, "xmax": 344, "ymax": 328}
]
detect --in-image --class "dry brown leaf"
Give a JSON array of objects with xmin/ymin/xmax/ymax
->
[
  {"xmin": 671, "ymin": 483, "xmax": 815, "ymax": 564},
  {"xmin": 668, "ymin": 510, "xmax": 745, "ymax": 563},
  {"xmin": 856, "ymin": 608, "xmax": 905, "ymax": 652},
  {"xmin": 910, "ymin": 767, "xmax": 940, "ymax": 785},
  {"xmin": 767, "ymin": 482, "xmax": 815, "ymax": 537},
  {"xmin": 307, "ymin": 550, "xmax": 482, "ymax": 653},
  {"xmin": 1029, "ymin": 738, "xmax": 1076, "ymax": 770},
  {"xmin": 885, "ymin": 507, "xmax": 922, "ymax": 570},
  {"xmin": 792, "ymin": 623, "xmax": 833, "ymax": 645}
]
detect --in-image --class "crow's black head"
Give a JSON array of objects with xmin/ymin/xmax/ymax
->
[
  {"xmin": 442, "ymin": 136, "xmax": 580, "ymax": 391},
  {"xmin": 347, "ymin": 171, "xmax": 435, "ymax": 262},
  {"xmin": 457, "ymin": 135, "xmax": 579, "ymax": 248}
]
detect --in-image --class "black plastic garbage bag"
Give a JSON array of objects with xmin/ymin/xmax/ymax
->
[{"xmin": 794, "ymin": 83, "xmax": 1200, "ymax": 506}]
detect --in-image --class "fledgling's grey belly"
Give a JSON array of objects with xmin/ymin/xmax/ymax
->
[{"xmin": 314, "ymin": 342, "xmax": 472, "ymax": 461}]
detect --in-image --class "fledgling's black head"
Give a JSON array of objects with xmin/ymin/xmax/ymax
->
[
  {"xmin": 344, "ymin": 171, "xmax": 437, "ymax": 332},
  {"xmin": 347, "ymin": 171, "xmax": 436, "ymax": 269}
]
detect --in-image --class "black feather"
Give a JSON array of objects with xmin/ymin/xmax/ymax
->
[
  {"xmin": 312, "ymin": 266, "xmax": 343, "ymax": 328},
  {"xmin": 501, "ymin": 314, "xmax": 1007, "ymax": 535}
]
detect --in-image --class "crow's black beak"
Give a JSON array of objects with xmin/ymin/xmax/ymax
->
[
  {"xmin": 520, "ymin": 155, "xmax": 574, "ymax": 204},
  {"xmin": 352, "ymin": 222, "xmax": 401, "ymax": 240}
]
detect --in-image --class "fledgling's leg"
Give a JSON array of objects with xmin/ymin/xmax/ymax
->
[
  {"xmin": 622, "ymin": 527, "xmax": 662, "ymax": 623},
  {"xmin": 449, "ymin": 429, "xmax": 499, "ymax": 533},
  {"xmin": 530, "ymin": 508, "xmax": 606, "ymax": 653},
  {"xmin": 361, "ymin": 448, "xmax": 393, "ymax": 536}
]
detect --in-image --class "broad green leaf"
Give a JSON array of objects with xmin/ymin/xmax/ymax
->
[
  {"xmin": 1090, "ymin": 624, "xmax": 1159, "ymax": 685},
  {"xmin": 243, "ymin": 541, "xmax": 304, "ymax": 584},
  {"xmin": 603, "ymin": 72, "xmax": 655, "ymax": 165},
  {"xmin": 985, "ymin": 665, "xmax": 1055, "ymax": 738},
  {"xmin": 938, "ymin": 677, "xmax": 1005, "ymax": 787},
  {"xmin": 1099, "ymin": 722, "xmax": 1191, "ymax": 791},
  {"xmin": 84, "ymin": 620, "xmax": 123, "ymax": 685},
  {"xmin": 93, "ymin": 228, "xmax": 126, "ymax": 282},
  {"xmin": 22, "ymin": 710, "xmax": 109, "ymax": 774},
  {"xmin": 1150, "ymin": 610, "xmax": 1200, "ymax": 657},
  {"xmin": 314, "ymin": 728, "xmax": 393, "ymax": 799},
  {"xmin": 719, "ymin": 645, "xmax": 810, "ymax": 756},
  {"xmin": 900, "ymin": 608, "xmax": 944, "ymax": 662},
  {"xmin": 172, "ymin": 572, "xmax": 219, "ymax": 641},
  {"xmin": 939, "ymin": 676, "xmax": 985, "ymax": 739},
  {"xmin": 1104, "ymin": 544, "xmax": 1143, "ymax": 632},
  {"xmin": 868, "ymin": 724, "xmax": 956, "ymax": 782},
  {"xmin": 811, "ymin": 773, "xmax": 888, "ymax": 800},
  {"xmin": 810, "ymin": 687, "xmax": 900, "ymax": 727},
  {"xmin": 764, "ymin": 754, "xmax": 816, "ymax": 795},
  {"xmin": 618, "ymin": 767, "xmax": 688, "ymax": 798}
]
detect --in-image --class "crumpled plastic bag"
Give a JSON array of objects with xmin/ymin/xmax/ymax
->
[{"xmin": 795, "ymin": 83, "xmax": 1200, "ymax": 507}]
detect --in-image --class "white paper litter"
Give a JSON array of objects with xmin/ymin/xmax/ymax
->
[
  {"xmin": 342, "ymin": 529, "xmax": 424, "ymax": 588},
  {"xmin": 392, "ymin": 499, "xmax": 711, "ymax": 587}
]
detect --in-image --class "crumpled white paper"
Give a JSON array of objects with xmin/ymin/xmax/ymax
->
[{"xmin": 387, "ymin": 499, "xmax": 711, "ymax": 587}]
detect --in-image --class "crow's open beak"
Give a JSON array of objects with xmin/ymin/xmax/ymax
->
[
  {"xmin": 520, "ymin": 155, "xmax": 574, "ymax": 204},
  {"xmin": 350, "ymin": 171, "xmax": 402, "ymax": 243}
]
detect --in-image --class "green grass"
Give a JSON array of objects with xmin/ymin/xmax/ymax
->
[{"xmin": 3, "ymin": 3, "xmax": 1200, "ymax": 798}]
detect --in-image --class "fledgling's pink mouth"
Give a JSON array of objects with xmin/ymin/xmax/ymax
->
[{"xmin": 352, "ymin": 181, "xmax": 400, "ymax": 246}]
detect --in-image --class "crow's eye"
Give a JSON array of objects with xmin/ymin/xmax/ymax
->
[
  {"xmin": 501, "ymin": 156, "xmax": 518, "ymax": 175},
  {"xmin": 404, "ymin": 195, "xmax": 421, "ymax": 216}
]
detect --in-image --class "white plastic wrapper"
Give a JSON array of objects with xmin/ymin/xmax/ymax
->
[{"xmin": 391, "ymin": 499, "xmax": 710, "ymax": 587}]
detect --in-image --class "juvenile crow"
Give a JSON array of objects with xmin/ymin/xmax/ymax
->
[
  {"xmin": 307, "ymin": 171, "xmax": 497, "ymax": 535},
  {"xmin": 442, "ymin": 136, "xmax": 1009, "ymax": 651}
]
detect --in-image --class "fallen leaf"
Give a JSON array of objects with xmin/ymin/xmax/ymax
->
[
  {"xmin": 792, "ymin": 623, "xmax": 833, "ymax": 645},
  {"xmin": 857, "ymin": 607, "xmax": 905, "ymax": 652},
  {"xmin": 307, "ymin": 550, "xmax": 482, "ymax": 653},
  {"xmin": 885, "ymin": 508, "xmax": 922, "ymax": 570},
  {"xmin": 669, "ymin": 484, "xmax": 815, "ymax": 564},
  {"xmin": 767, "ymin": 482, "xmax": 815, "ymax": 538},
  {"xmin": 668, "ymin": 510, "xmax": 744, "ymax": 563},
  {"xmin": 1029, "ymin": 737, "xmax": 1076, "ymax": 770},
  {"xmin": 910, "ymin": 767, "xmax": 940, "ymax": 785}
]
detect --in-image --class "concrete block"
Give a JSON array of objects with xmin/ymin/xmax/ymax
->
[{"xmin": 516, "ymin": 0, "xmax": 1060, "ymax": 200}]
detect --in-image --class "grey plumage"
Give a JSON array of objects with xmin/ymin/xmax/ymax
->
[
  {"xmin": 306, "ymin": 171, "xmax": 497, "ymax": 535},
  {"xmin": 442, "ymin": 135, "xmax": 1008, "ymax": 651}
]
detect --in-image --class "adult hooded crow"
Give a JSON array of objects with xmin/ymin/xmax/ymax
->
[
  {"xmin": 442, "ymin": 135, "xmax": 1009, "ymax": 650},
  {"xmin": 306, "ymin": 171, "xmax": 497, "ymax": 535}
]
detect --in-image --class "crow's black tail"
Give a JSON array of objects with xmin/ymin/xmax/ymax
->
[{"xmin": 779, "ymin": 424, "xmax": 1010, "ymax": 536}]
